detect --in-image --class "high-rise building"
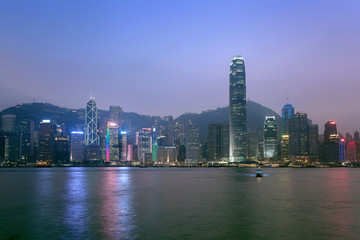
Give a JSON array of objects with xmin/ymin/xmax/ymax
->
[
  {"xmin": 281, "ymin": 103, "xmax": 294, "ymax": 134},
  {"xmin": 207, "ymin": 123, "xmax": 229, "ymax": 162},
  {"xmin": 120, "ymin": 131, "xmax": 127, "ymax": 161},
  {"xmin": 308, "ymin": 124, "xmax": 319, "ymax": 156},
  {"xmin": 229, "ymin": 56, "xmax": 247, "ymax": 162},
  {"xmin": 85, "ymin": 97, "xmax": 99, "ymax": 145},
  {"xmin": 39, "ymin": 120, "xmax": 56, "ymax": 163},
  {"xmin": 354, "ymin": 131, "xmax": 359, "ymax": 142},
  {"xmin": 324, "ymin": 121, "xmax": 337, "ymax": 144},
  {"xmin": 263, "ymin": 116, "xmax": 277, "ymax": 158},
  {"xmin": 109, "ymin": 106, "xmax": 122, "ymax": 129},
  {"xmin": 106, "ymin": 122, "xmax": 120, "ymax": 162},
  {"xmin": 346, "ymin": 142, "xmax": 356, "ymax": 161},
  {"xmin": 1, "ymin": 114, "xmax": 16, "ymax": 133},
  {"xmin": 55, "ymin": 136, "xmax": 69, "ymax": 163},
  {"xmin": 157, "ymin": 146, "xmax": 177, "ymax": 163},
  {"xmin": 247, "ymin": 132, "xmax": 260, "ymax": 160},
  {"xmin": 19, "ymin": 119, "xmax": 34, "ymax": 162},
  {"xmin": 289, "ymin": 113, "xmax": 308, "ymax": 156},
  {"xmin": 70, "ymin": 131, "xmax": 84, "ymax": 162},
  {"xmin": 152, "ymin": 128, "xmax": 158, "ymax": 163},
  {"xmin": 281, "ymin": 134, "xmax": 290, "ymax": 161},
  {"xmin": 339, "ymin": 138, "xmax": 346, "ymax": 162},
  {"xmin": 136, "ymin": 128, "xmax": 152, "ymax": 163},
  {"xmin": 185, "ymin": 123, "xmax": 200, "ymax": 164},
  {"xmin": 322, "ymin": 121, "xmax": 339, "ymax": 162}
]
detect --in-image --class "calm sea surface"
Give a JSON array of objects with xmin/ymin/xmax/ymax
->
[{"xmin": 1, "ymin": 167, "xmax": 360, "ymax": 240}]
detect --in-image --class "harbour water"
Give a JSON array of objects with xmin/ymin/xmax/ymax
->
[{"xmin": 1, "ymin": 167, "xmax": 360, "ymax": 239}]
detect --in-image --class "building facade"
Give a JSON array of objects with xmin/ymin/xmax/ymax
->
[{"xmin": 229, "ymin": 56, "xmax": 247, "ymax": 162}]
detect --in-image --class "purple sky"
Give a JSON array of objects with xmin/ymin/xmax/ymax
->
[{"xmin": 0, "ymin": 0, "xmax": 359, "ymax": 134}]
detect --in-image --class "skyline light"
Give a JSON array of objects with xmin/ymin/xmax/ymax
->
[{"xmin": 0, "ymin": 0, "xmax": 359, "ymax": 135}]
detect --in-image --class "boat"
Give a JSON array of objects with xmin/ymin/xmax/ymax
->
[{"xmin": 255, "ymin": 168, "xmax": 263, "ymax": 177}]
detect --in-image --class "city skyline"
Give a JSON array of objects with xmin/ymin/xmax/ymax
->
[{"xmin": 0, "ymin": 0, "xmax": 359, "ymax": 135}]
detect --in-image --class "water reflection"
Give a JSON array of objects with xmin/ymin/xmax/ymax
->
[
  {"xmin": 325, "ymin": 169, "xmax": 354, "ymax": 238},
  {"xmin": 63, "ymin": 168, "xmax": 89, "ymax": 239},
  {"xmin": 98, "ymin": 168, "xmax": 137, "ymax": 239}
]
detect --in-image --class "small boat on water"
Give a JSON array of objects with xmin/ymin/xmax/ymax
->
[{"xmin": 255, "ymin": 168, "xmax": 263, "ymax": 177}]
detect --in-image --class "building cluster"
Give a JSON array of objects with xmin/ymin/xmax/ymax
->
[
  {"xmin": 1, "ymin": 56, "xmax": 359, "ymax": 166},
  {"xmin": 0, "ymin": 98, "xmax": 202, "ymax": 166}
]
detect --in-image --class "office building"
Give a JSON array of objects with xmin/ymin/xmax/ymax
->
[
  {"xmin": 263, "ymin": 116, "xmax": 277, "ymax": 158},
  {"xmin": 157, "ymin": 146, "xmax": 177, "ymax": 163},
  {"xmin": 207, "ymin": 123, "xmax": 229, "ymax": 162},
  {"xmin": 70, "ymin": 131, "xmax": 84, "ymax": 162},
  {"xmin": 106, "ymin": 122, "xmax": 120, "ymax": 162},
  {"xmin": 19, "ymin": 119, "xmax": 34, "ymax": 162},
  {"xmin": 2, "ymin": 114, "xmax": 16, "ymax": 133},
  {"xmin": 289, "ymin": 113, "xmax": 308, "ymax": 156},
  {"xmin": 229, "ymin": 56, "xmax": 247, "ymax": 162},
  {"xmin": 39, "ymin": 120, "xmax": 56, "ymax": 163},
  {"xmin": 282, "ymin": 103, "xmax": 294, "ymax": 134},
  {"xmin": 136, "ymin": 128, "xmax": 152, "ymax": 163},
  {"xmin": 85, "ymin": 97, "xmax": 99, "ymax": 145},
  {"xmin": 185, "ymin": 123, "xmax": 200, "ymax": 164},
  {"xmin": 55, "ymin": 136, "xmax": 69, "ymax": 163},
  {"xmin": 109, "ymin": 106, "xmax": 122, "ymax": 129}
]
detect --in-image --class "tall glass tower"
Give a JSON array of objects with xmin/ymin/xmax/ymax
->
[
  {"xmin": 85, "ymin": 97, "xmax": 99, "ymax": 145},
  {"xmin": 229, "ymin": 56, "xmax": 247, "ymax": 162},
  {"xmin": 264, "ymin": 116, "xmax": 277, "ymax": 158},
  {"xmin": 281, "ymin": 103, "xmax": 294, "ymax": 134}
]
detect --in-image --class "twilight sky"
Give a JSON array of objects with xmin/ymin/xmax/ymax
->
[{"xmin": 0, "ymin": 0, "xmax": 359, "ymax": 134}]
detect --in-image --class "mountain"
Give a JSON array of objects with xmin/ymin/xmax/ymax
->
[
  {"xmin": 175, "ymin": 101, "xmax": 281, "ymax": 139},
  {"xmin": 0, "ymin": 101, "xmax": 281, "ymax": 140}
]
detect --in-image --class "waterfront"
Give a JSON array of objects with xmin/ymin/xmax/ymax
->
[{"xmin": 1, "ymin": 168, "xmax": 360, "ymax": 239}]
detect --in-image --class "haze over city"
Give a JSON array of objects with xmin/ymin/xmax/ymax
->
[{"xmin": 1, "ymin": 0, "xmax": 359, "ymax": 134}]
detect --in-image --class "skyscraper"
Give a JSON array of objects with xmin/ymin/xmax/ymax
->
[
  {"xmin": 263, "ymin": 116, "xmax": 278, "ymax": 158},
  {"xmin": 136, "ymin": 128, "xmax": 152, "ymax": 163},
  {"xmin": 207, "ymin": 123, "xmax": 229, "ymax": 162},
  {"xmin": 229, "ymin": 56, "xmax": 246, "ymax": 162},
  {"xmin": 185, "ymin": 123, "xmax": 200, "ymax": 164},
  {"xmin": 289, "ymin": 113, "xmax": 308, "ymax": 156},
  {"xmin": 39, "ymin": 120, "xmax": 56, "ymax": 163},
  {"xmin": 70, "ymin": 131, "xmax": 84, "ymax": 162},
  {"xmin": 85, "ymin": 97, "xmax": 99, "ymax": 145},
  {"xmin": 19, "ymin": 119, "xmax": 34, "ymax": 162},
  {"xmin": 109, "ymin": 106, "xmax": 122, "ymax": 129},
  {"xmin": 324, "ymin": 121, "xmax": 338, "ymax": 144},
  {"xmin": 1, "ymin": 114, "xmax": 16, "ymax": 133},
  {"xmin": 281, "ymin": 103, "xmax": 294, "ymax": 134},
  {"xmin": 106, "ymin": 122, "xmax": 120, "ymax": 162},
  {"xmin": 323, "ymin": 120, "xmax": 340, "ymax": 162}
]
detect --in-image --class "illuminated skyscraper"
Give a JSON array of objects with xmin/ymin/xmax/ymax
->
[
  {"xmin": 339, "ymin": 138, "xmax": 345, "ymax": 162},
  {"xmin": 136, "ymin": 128, "xmax": 152, "ymax": 163},
  {"xmin": 323, "ymin": 120, "xmax": 340, "ymax": 162},
  {"xmin": 120, "ymin": 131, "xmax": 127, "ymax": 161},
  {"xmin": 106, "ymin": 122, "xmax": 120, "ymax": 162},
  {"xmin": 289, "ymin": 113, "xmax": 308, "ymax": 156},
  {"xmin": 39, "ymin": 120, "xmax": 56, "ymax": 163},
  {"xmin": 85, "ymin": 97, "xmax": 99, "ymax": 145},
  {"xmin": 324, "ymin": 121, "xmax": 337, "ymax": 144},
  {"xmin": 70, "ymin": 131, "xmax": 84, "ymax": 162},
  {"xmin": 19, "ymin": 119, "xmax": 34, "ymax": 162},
  {"xmin": 282, "ymin": 103, "xmax": 294, "ymax": 134},
  {"xmin": 263, "ymin": 116, "xmax": 277, "ymax": 158},
  {"xmin": 185, "ymin": 123, "xmax": 200, "ymax": 164},
  {"xmin": 229, "ymin": 56, "xmax": 246, "ymax": 162},
  {"xmin": 109, "ymin": 106, "xmax": 122, "ymax": 129}
]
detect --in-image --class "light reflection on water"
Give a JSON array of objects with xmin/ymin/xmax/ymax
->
[{"xmin": 1, "ymin": 168, "xmax": 360, "ymax": 239}]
